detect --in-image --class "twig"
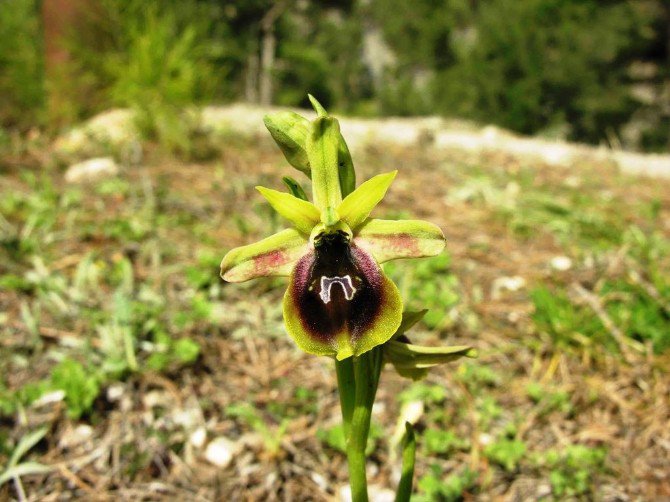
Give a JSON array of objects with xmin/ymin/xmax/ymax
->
[
  {"xmin": 627, "ymin": 269, "xmax": 670, "ymax": 317},
  {"xmin": 57, "ymin": 465, "xmax": 95, "ymax": 495},
  {"xmin": 7, "ymin": 321, "xmax": 100, "ymax": 348},
  {"xmin": 570, "ymin": 282, "xmax": 642, "ymax": 362},
  {"xmin": 13, "ymin": 476, "xmax": 26, "ymax": 502}
]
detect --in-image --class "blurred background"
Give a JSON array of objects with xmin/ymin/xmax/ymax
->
[
  {"xmin": 1, "ymin": 1, "xmax": 670, "ymax": 501},
  {"xmin": 1, "ymin": 0, "xmax": 669, "ymax": 151}
]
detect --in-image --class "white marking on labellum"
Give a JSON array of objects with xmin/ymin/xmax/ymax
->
[{"xmin": 319, "ymin": 275, "xmax": 357, "ymax": 304}]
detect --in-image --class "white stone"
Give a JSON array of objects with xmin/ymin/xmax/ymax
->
[
  {"xmin": 54, "ymin": 108, "xmax": 141, "ymax": 161},
  {"xmin": 400, "ymin": 401, "xmax": 424, "ymax": 425},
  {"xmin": 31, "ymin": 390, "xmax": 65, "ymax": 407},
  {"xmin": 59, "ymin": 424, "xmax": 93, "ymax": 449},
  {"xmin": 106, "ymin": 384, "xmax": 125, "ymax": 401},
  {"xmin": 142, "ymin": 390, "xmax": 169, "ymax": 409},
  {"xmin": 189, "ymin": 427, "xmax": 207, "ymax": 449},
  {"xmin": 390, "ymin": 400, "xmax": 424, "ymax": 462},
  {"xmin": 340, "ymin": 484, "xmax": 395, "ymax": 502},
  {"xmin": 204, "ymin": 437, "xmax": 236, "ymax": 468},
  {"xmin": 65, "ymin": 157, "xmax": 119, "ymax": 184},
  {"xmin": 550, "ymin": 256, "xmax": 573, "ymax": 271},
  {"xmin": 478, "ymin": 432, "xmax": 494, "ymax": 446},
  {"xmin": 491, "ymin": 276, "xmax": 526, "ymax": 299}
]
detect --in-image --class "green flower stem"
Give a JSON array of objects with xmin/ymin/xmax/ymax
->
[
  {"xmin": 345, "ymin": 347, "xmax": 383, "ymax": 502},
  {"xmin": 335, "ymin": 358, "xmax": 355, "ymax": 437}
]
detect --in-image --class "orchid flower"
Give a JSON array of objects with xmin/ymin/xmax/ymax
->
[
  {"xmin": 220, "ymin": 115, "xmax": 446, "ymax": 361},
  {"xmin": 220, "ymin": 98, "xmax": 477, "ymax": 501}
]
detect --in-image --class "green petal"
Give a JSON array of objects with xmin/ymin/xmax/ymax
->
[
  {"xmin": 308, "ymin": 94, "xmax": 328, "ymax": 117},
  {"xmin": 307, "ymin": 117, "xmax": 342, "ymax": 226},
  {"xmin": 282, "ymin": 240, "xmax": 403, "ymax": 360},
  {"xmin": 354, "ymin": 218, "xmax": 446, "ymax": 263},
  {"xmin": 256, "ymin": 186, "xmax": 320, "ymax": 234},
  {"xmin": 337, "ymin": 171, "xmax": 397, "ymax": 231},
  {"xmin": 221, "ymin": 228, "xmax": 308, "ymax": 282},
  {"xmin": 337, "ymin": 135, "xmax": 356, "ymax": 197},
  {"xmin": 263, "ymin": 111, "xmax": 311, "ymax": 176}
]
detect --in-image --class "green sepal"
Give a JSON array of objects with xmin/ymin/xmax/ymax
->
[
  {"xmin": 307, "ymin": 116, "xmax": 343, "ymax": 226},
  {"xmin": 395, "ymin": 422, "xmax": 416, "ymax": 502},
  {"xmin": 337, "ymin": 171, "xmax": 397, "ymax": 231},
  {"xmin": 263, "ymin": 111, "xmax": 311, "ymax": 177},
  {"xmin": 306, "ymin": 94, "xmax": 356, "ymax": 196},
  {"xmin": 220, "ymin": 228, "xmax": 308, "ymax": 282},
  {"xmin": 385, "ymin": 341, "xmax": 477, "ymax": 381},
  {"xmin": 282, "ymin": 176, "xmax": 308, "ymax": 201},
  {"xmin": 256, "ymin": 186, "xmax": 320, "ymax": 234}
]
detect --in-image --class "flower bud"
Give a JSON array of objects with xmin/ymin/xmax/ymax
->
[{"xmin": 263, "ymin": 111, "xmax": 311, "ymax": 177}]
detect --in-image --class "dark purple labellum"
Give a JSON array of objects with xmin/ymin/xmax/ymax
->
[{"xmin": 289, "ymin": 231, "xmax": 385, "ymax": 343}]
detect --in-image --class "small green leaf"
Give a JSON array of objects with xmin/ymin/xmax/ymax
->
[
  {"xmin": 173, "ymin": 338, "xmax": 200, "ymax": 363},
  {"xmin": 0, "ymin": 462, "xmax": 52, "ymax": 487},
  {"xmin": 50, "ymin": 359, "xmax": 100, "ymax": 419},
  {"xmin": 338, "ymin": 171, "xmax": 397, "ymax": 230},
  {"xmin": 256, "ymin": 186, "xmax": 320, "ymax": 234},
  {"xmin": 263, "ymin": 111, "xmax": 311, "ymax": 176},
  {"xmin": 282, "ymin": 176, "xmax": 308, "ymax": 201},
  {"xmin": 395, "ymin": 422, "xmax": 416, "ymax": 502},
  {"xmin": 393, "ymin": 310, "xmax": 429, "ymax": 340},
  {"xmin": 9, "ymin": 428, "xmax": 48, "ymax": 468}
]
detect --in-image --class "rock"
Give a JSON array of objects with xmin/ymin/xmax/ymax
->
[
  {"xmin": 189, "ymin": 427, "xmax": 207, "ymax": 449},
  {"xmin": 59, "ymin": 424, "xmax": 93, "ymax": 449},
  {"xmin": 64, "ymin": 157, "xmax": 119, "ymax": 184},
  {"xmin": 478, "ymin": 432, "xmax": 494, "ymax": 446},
  {"xmin": 550, "ymin": 256, "xmax": 573, "ymax": 271},
  {"xmin": 390, "ymin": 400, "xmax": 424, "ymax": 462},
  {"xmin": 340, "ymin": 485, "xmax": 395, "ymax": 502},
  {"xmin": 491, "ymin": 275, "xmax": 526, "ymax": 299},
  {"xmin": 32, "ymin": 390, "xmax": 65, "ymax": 408},
  {"xmin": 106, "ymin": 383, "xmax": 125, "ymax": 402},
  {"xmin": 54, "ymin": 108, "xmax": 142, "ymax": 163},
  {"xmin": 204, "ymin": 437, "xmax": 236, "ymax": 468},
  {"xmin": 142, "ymin": 390, "xmax": 171, "ymax": 409}
]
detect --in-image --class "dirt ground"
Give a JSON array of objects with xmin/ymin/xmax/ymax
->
[{"xmin": 1, "ymin": 130, "xmax": 670, "ymax": 501}]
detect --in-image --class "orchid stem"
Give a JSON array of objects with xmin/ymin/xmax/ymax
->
[
  {"xmin": 335, "ymin": 358, "xmax": 355, "ymax": 437},
  {"xmin": 344, "ymin": 347, "xmax": 383, "ymax": 502}
]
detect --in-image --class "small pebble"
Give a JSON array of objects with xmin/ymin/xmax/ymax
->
[
  {"xmin": 550, "ymin": 255, "xmax": 573, "ymax": 271},
  {"xmin": 205, "ymin": 437, "xmax": 236, "ymax": 468}
]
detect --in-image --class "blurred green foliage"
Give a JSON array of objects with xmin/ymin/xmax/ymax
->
[
  {"xmin": 484, "ymin": 438, "xmax": 526, "ymax": 472},
  {"xmin": 536, "ymin": 445, "xmax": 607, "ymax": 497},
  {"xmin": 386, "ymin": 254, "xmax": 460, "ymax": 331},
  {"xmin": 0, "ymin": 0, "xmax": 43, "ymax": 128},
  {"xmin": 50, "ymin": 359, "xmax": 101, "ymax": 420},
  {"xmin": 416, "ymin": 465, "xmax": 477, "ymax": 501},
  {"xmin": 0, "ymin": 0, "xmax": 667, "ymax": 149}
]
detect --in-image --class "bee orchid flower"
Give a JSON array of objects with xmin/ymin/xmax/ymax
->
[{"xmin": 221, "ymin": 115, "xmax": 445, "ymax": 360}]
